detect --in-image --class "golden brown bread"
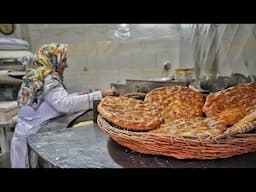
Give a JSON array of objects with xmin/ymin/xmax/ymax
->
[
  {"xmin": 223, "ymin": 110, "xmax": 256, "ymax": 136},
  {"xmin": 97, "ymin": 96, "xmax": 161, "ymax": 131},
  {"xmin": 150, "ymin": 117, "xmax": 226, "ymax": 138},
  {"xmin": 144, "ymin": 86, "xmax": 205, "ymax": 120},
  {"xmin": 203, "ymin": 82, "xmax": 256, "ymax": 125}
]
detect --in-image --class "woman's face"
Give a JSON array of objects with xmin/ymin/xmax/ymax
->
[{"xmin": 58, "ymin": 57, "xmax": 68, "ymax": 76}]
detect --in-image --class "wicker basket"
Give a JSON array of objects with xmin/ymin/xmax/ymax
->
[{"xmin": 97, "ymin": 115, "xmax": 256, "ymax": 159}]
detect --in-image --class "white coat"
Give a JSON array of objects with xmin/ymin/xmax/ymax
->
[{"xmin": 10, "ymin": 75, "xmax": 102, "ymax": 168}]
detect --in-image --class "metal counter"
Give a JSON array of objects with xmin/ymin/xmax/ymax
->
[
  {"xmin": 111, "ymin": 79, "xmax": 187, "ymax": 96},
  {"xmin": 27, "ymin": 123, "xmax": 256, "ymax": 168}
]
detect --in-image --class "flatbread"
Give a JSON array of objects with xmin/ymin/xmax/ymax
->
[
  {"xmin": 97, "ymin": 96, "xmax": 161, "ymax": 131},
  {"xmin": 150, "ymin": 117, "xmax": 226, "ymax": 138},
  {"xmin": 203, "ymin": 82, "xmax": 256, "ymax": 125},
  {"xmin": 145, "ymin": 86, "xmax": 205, "ymax": 120}
]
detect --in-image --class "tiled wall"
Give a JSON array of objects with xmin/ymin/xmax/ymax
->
[
  {"xmin": 5, "ymin": 24, "xmax": 256, "ymax": 92},
  {"xmin": 27, "ymin": 24, "xmax": 180, "ymax": 92}
]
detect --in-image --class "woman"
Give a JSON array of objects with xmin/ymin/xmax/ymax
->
[{"xmin": 10, "ymin": 43, "xmax": 118, "ymax": 168}]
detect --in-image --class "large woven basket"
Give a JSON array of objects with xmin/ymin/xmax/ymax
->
[{"xmin": 97, "ymin": 115, "xmax": 256, "ymax": 159}]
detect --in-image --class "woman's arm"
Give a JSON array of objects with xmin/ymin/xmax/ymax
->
[{"xmin": 44, "ymin": 85, "xmax": 102, "ymax": 114}]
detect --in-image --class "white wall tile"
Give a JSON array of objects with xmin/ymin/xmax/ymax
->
[
  {"xmin": 109, "ymin": 54, "xmax": 132, "ymax": 71},
  {"xmin": 131, "ymin": 52, "xmax": 156, "ymax": 70},
  {"xmin": 27, "ymin": 24, "xmax": 180, "ymax": 90},
  {"xmin": 87, "ymin": 56, "xmax": 110, "ymax": 72}
]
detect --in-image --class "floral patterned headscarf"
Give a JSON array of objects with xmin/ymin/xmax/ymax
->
[{"xmin": 17, "ymin": 43, "xmax": 68, "ymax": 108}]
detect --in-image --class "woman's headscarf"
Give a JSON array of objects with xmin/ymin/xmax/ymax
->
[{"xmin": 17, "ymin": 43, "xmax": 68, "ymax": 108}]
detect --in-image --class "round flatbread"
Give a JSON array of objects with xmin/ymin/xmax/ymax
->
[
  {"xmin": 97, "ymin": 96, "xmax": 161, "ymax": 131},
  {"xmin": 144, "ymin": 86, "xmax": 205, "ymax": 120},
  {"xmin": 203, "ymin": 82, "xmax": 256, "ymax": 125},
  {"xmin": 150, "ymin": 117, "xmax": 226, "ymax": 138}
]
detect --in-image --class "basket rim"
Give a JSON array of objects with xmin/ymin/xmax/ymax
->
[
  {"xmin": 97, "ymin": 114, "xmax": 256, "ymax": 160},
  {"xmin": 97, "ymin": 115, "xmax": 256, "ymax": 141}
]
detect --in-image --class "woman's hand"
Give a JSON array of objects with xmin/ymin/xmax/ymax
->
[{"xmin": 101, "ymin": 87, "xmax": 119, "ymax": 97}]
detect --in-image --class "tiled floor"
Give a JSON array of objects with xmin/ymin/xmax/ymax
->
[{"xmin": 0, "ymin": 152, "xmax": 10, "ymax": 168}]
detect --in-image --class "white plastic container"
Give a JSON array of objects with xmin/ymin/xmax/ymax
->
[{"xmin": 175, "ymin": 68, "xmax": 194, "ymax": 82}]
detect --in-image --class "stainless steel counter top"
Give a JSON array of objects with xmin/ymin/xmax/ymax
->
[{"xmin": 27, "ymin": 123, "xmax": 256, "ymax": 168}]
